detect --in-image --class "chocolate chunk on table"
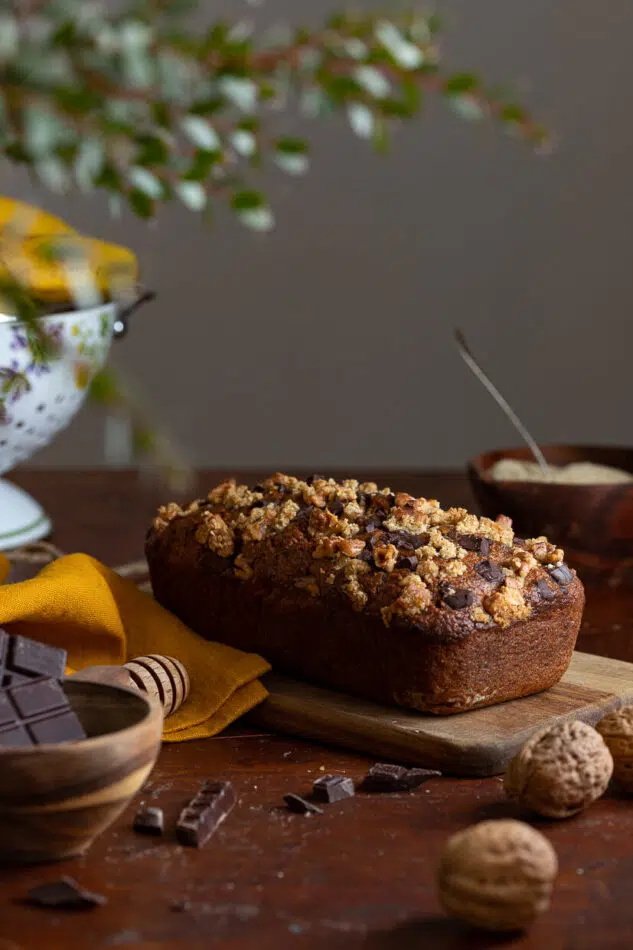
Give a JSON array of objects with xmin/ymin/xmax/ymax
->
[
  {"xmin": 27, "ymin": 877, "xmax": 107, "ymax": 910},
  {"xmin": 133, "ymin": 806, "xmax": 164, "ymax": 836},
  {"xmin": 283, "ymin": 793, "xmax": 323, "ymax": 815},
  {"xmin": 312, "ymin": 775, "xmax": 355, "ymax": 804},
  {"xmin": 176, "ymin": 781, "xmax": 236, "ymax": 847},
  {"xmin": 0, "ymin": 676, "xmax": 85, "ymax": 748},
  {"xmin": 362, "ymin": 762, "xmax": 442, "ymax": 792}
]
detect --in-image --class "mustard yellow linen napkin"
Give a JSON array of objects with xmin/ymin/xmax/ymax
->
[{"xmin": 0, "ymin": 552, "xmax": 270, "ymax": 741}]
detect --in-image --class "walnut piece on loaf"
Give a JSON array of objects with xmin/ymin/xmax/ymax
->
[
  {"xmin": 438, "ymin": 819, "xmax": 558, "ymax": 932},
  {"xmin": 146, "ymin": 473, "xmax": 585, "ymax": 715},
  {"xmin": 504, "ymin": 720, "xmax": 613, "ymax": 818}
]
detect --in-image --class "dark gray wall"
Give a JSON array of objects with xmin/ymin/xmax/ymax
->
[{"xmin": 8, "ymin": 0, "xmax": 633, "ymax": 471}]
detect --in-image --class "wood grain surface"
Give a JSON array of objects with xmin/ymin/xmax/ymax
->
[
  {"xmin": 251, "ymin": 652, "xmax": 633, "ymax": 776},
  {"xmin": 1, "ymin": 469, "xmax": 633, "ymax": 950}
]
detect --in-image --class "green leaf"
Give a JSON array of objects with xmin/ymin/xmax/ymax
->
[
  {"xmin": 347, "ymin": 103, "xmax": 374, "ymax": 139},
  {"xmin": 275, "ymin": 137, "xmax": 307, "ymax": 155},
  {"xmin": 375, "ymin": 21, "xmax": 424, "ymax": 70},
  {"xmin": 128, "ymin": 188, "xmax": 155, "ymax": 218},
  {"xmin": 75, "ymin": 137, "xmax": 105, "ymax": 191},
  {"xmin": 343, "ymin": 38, "xmax": 368, "ymax": 61},
  {"xmin": 0, "ymin": 14, "xmax": 18, "ymax": 62},
  {"xmin": 501, "ymin": 104, "xmax": 527, "ymax": 123},
  {"xmin": 448, "ymin": 94, "xmax": 485, "ymax": 121},
  {"xmin": 128, "ymin": 166, "xmax": 163, "ymax": 198},
  {"xmin": 231, "ymin": 190, "xmax": 274, "ymax": 231},
  {"xmin": 183, "ymin": 148, "xmax": 221, "ymax": 181},
  {"xmin": 231, "ymin": 129, "xmax": 256, "ymax": 157},
  {"xmin": 181, "ymin": 115, "xmax": 221, "ymax": 151},
  {"xmin": 354, "ymin": 66, "xmax": 390, "ymax": 100},
  {"xmin": 35, "ymin": 157, "xmax": 70, "ymax": 193},
  {"xmin": 445, "ymin": 73, "xmax": 479, "ymax": 94},
  {"xmin": 135, "ymin": 134, "xmax": 169, "ymax": 166},
  {"xmin": 219, "ymin": 77, "xmax": 258, "ymax": 112},
  {"xmin": 175, "ymin": 180, "xmax": 207, "ymax": 211}
]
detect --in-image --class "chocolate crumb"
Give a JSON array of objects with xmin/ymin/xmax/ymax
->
[
  {"xmin": 329, "ymin": 499, "xmax": 345, "ymax": 515},
  {"xmin": 283, "ymin": 794, "xmax": 322, "ymax": 815},
  {"xmin": 170, "ymin": 899, "xmax": 193, "ymax": 913},
  {"xmin": 397, "ymin": 555, "xmax": 418, "ymax": 571},
  {"xmin": 26, "ymin": 878, "xmax": 107, "ymax": 910}
]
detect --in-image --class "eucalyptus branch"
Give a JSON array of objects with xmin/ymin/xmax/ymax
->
[{"xmin": 0, "ymin": 2, "xmax": 547, "ymax": 227}]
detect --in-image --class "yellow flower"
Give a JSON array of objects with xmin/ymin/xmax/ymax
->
[{"xmin": 74, "ymin": 362, "xmax": 91, "ymax": 390}]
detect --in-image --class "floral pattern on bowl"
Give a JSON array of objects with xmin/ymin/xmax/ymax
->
[{"xmin": 0, "ymin": 303, "xmax": 116, "ymax": 474}]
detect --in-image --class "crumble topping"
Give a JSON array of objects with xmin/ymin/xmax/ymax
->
[
  {"xmin": 195, "ymin": 511, "xmax": 235, "ymax": 558},
  {"xmin": 484, "ymin": 577, "xmax": 531, "ymax": 628},
  {"xmin": 152, "ymin": 472, "xmax": 575, "ymax": 629},
  {"xmin": 373, "ymin": 542, "xmax": 399, "ymax": 573},
  {"xmin": 381, "ymin": 574, "xmax": 432, "ymax": 626},
  {"xmin": 207, "ymin": 478, "xmax": 262, "ymax": 509},
  {"xmin": 525, "ymin": 536, "xmax": 565, "ymax": 565}
]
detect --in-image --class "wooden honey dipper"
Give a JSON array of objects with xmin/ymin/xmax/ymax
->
[{"xmin": 69, "ymin": 654, "xmax": 190, "ymax": 717}]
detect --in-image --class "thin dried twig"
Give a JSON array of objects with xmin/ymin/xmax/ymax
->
[{"xmin": 454, "ymin": 328, "xmax": 549, "ymax": 475}]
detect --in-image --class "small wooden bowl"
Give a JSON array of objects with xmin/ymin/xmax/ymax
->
[
  {"xmin": 0, "ymin": 679, "xmax": 163, "ymax": 865},
  {"xmin": 469, "ymin": 444, "xmax": 633, "ymax": 586}
]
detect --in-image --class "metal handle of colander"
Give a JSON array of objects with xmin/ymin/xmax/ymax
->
[{"xmin": 112, "ymin": 289, "xmax": 156, "ymax": 340}]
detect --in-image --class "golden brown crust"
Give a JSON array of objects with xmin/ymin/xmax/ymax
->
[{"xmin": 145, "ymin": 473, "xmax": 585, "ymax": 714}]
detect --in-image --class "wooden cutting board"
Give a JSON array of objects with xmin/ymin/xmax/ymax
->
[{"xmin": 250, "ymin": 651, "xmax": 633, "ymax": 776}]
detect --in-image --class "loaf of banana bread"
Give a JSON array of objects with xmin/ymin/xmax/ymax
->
[{"xmin": 145, "ymin": 473, "xmax": 585, "ymax": 714}]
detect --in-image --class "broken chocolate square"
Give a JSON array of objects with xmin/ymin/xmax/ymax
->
[
  {"xmin": 312, "ymin": 774, "xmax": 355, "ymax": 804},
  {"xmin": 133, "ymin": 806, "xmax": 164, "ymax": 836}
]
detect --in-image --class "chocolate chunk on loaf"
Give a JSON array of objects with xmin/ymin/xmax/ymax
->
[{"xmin": 145, "ymin": 474, "xmax": 585, "ymax": 714}]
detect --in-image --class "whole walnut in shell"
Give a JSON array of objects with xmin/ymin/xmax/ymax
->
[
  {"xmin": 438, "ymin": 819, "xmax": 558, "ymax": 932},
  {"xmin": 504, "ymin": 720, "xmax": 613, "ymax": 819},
  {"xmin": 597, "ymin": 705, "xmax": 633, "ymax": 792}
]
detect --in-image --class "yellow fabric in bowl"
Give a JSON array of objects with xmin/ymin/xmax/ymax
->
[{"xmin": 0, "ymin": 197, "xmax": 139, "ymax": 306}]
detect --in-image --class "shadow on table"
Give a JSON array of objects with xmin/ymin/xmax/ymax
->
[{"xmin": 363, "ymin": 915, "xmax": 523, "ymax": 950}]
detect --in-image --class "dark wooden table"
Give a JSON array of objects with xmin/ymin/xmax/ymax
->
[{"xmin": 2, "ymin": 469, "xmax": 633, "ymax": 950}]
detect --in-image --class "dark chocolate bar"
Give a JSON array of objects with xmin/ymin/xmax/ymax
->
[
  {"xmin": 176, "ymin": 781, "xmax": 236, "ymax": 847},
  {"xmin": 0, "ymin": 676, "xmax": 85, "ymax": 748},
  {"xmin": 361, "ymin": 762, "xmax": 442, "ymax": 792},
  {"xmin": 312, "ymin": 775, "xmax": 355, "ymax": 804},
  {"xmin": 0, "ymin": 629, "xmax": 66, "ymax": 687}
]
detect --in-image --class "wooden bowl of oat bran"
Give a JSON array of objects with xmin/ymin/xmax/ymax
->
[{"xmin": 468, "ymin": 444, "xmax": 633, "ymax": 586}]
